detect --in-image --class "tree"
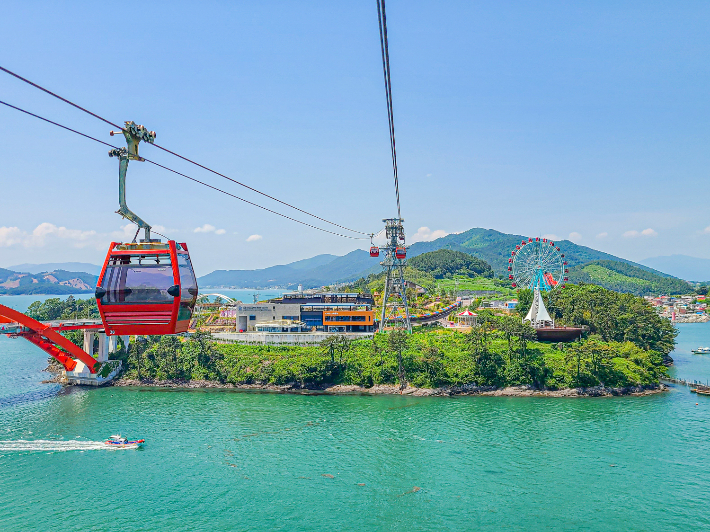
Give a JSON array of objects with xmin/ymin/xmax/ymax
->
[
  {"xmin": 321, "ymin": 335, "xmax": 351, "ymax": 365},
  {"xmin": 388, "ymin": 328, "xmax": 409, "ymax": 389}
]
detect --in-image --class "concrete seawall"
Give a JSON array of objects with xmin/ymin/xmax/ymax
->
[{"xmin": 213, "ymin": 332, "xmax": 374, "ymax": 345}]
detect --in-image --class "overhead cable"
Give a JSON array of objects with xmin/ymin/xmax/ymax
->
[
  {"xmin": 0, "ymin": 65, "xmax": 369, "ymax": 236},
  {"xmin": 0, "ymin": 100, "xmax": 367, "ymax": 240},
  {"xmin": 376, "ymin": 0, "xmax": 402, "ymax": 220}
]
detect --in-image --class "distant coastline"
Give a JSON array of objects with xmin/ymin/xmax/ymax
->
[
  {"xmin": 0, "ymin": 288, "xmax": 92, "ymax": 296},
  {"xmin": 110, "ymin": 379, "xmax": 666, "ymax": 397}
]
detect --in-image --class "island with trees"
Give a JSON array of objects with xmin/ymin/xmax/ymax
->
[{"xmin": 29, "ymin": 272, "xmax": 678, "ymax": 396}]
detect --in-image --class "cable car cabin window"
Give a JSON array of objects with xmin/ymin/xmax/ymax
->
[
  {"xmin": 101, "ymin": 254, "xmax": 174, "ymax": 304},
  {"xmin": 177, "ymin": 254, "xmax": 197, "ymax": 302},
  {"xmin": 177, "ymin": 253, "xmax": 198, "ymax": 321}
]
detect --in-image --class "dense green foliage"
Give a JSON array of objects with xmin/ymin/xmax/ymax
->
[
  {"xmin": 549, "ymin": 284, "xmax": 677, "ymax": 353},
  {"xmin": 117, "ymin": 325, "xmax": 667, "ymax": 390},
  {"xmin": 567, "ymin": 260, "xmax": 692, "ymax": 296},
  {"xmin": 117, "ymin": 285, "xmax": 674, "ymax": 390},
  {"xmin": 25, "ymin": 296, "xmax": 99, "ymax": 321},
  {"xmin": 408, "ymin": 250, "xmax": 493, "ymax": 279}
]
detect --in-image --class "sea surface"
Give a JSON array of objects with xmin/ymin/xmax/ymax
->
[{"xmin": 1, "ymin": 294, "xmax": 710, "ymax": 531}]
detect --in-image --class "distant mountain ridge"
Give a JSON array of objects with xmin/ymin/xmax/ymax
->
[
  {"xmin": 198, "ymin": 250, "xmax": 379, "ymax": 289},
  {"xmin": 0, "ymin": 268, "xmax": 98, "ymax": 295},
  {"xmin": 198, "ymin": 227, "xmax": 678, "ymax": 290},
  {"xmin": 7, "ymin": 262, "xmax": 101, "ymax": 276}
]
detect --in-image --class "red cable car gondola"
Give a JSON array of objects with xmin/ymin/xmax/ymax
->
[
  {"xmin": 395, "ymin": 246, "xmax": 406, "ymax": 259},
  {"xmin": 95, "ymin": 241, "xmax": 198, "ymax": 336},
  {"xmin": 96, "ymin": 122, "xmax": 199, "ymax": 336},
  {"xmin": 370, "ymin": 246, "xmax": 380, "ymax": 258}
]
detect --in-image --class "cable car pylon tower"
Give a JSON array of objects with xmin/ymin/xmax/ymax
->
[
  {"xmin": 373, "ymin": 218, "xmax": 411, "ymax": 332},
  {"xmin": 370, "ymin": 0, "xmax": 411, "ymax": 332}
]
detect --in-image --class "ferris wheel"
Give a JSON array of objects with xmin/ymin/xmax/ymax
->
[{"xmin": 508, "ymin": 237, "xmax": 568, "ymax": 290}]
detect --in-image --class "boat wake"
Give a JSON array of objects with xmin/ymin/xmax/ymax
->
[{"xmin": 0, "ymin": 440, "xmax": 132, "ymax": 452}]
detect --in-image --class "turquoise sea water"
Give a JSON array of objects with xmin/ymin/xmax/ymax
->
[{"xmin": 1, "ymin": 295, "xmax": 710, "ymax": 531}]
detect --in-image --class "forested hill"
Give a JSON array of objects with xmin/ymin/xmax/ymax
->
[
  {"xmin": 406, "ymin": 228, "xmax": 662, "ymax": 277},
  {"xmin": 407, "ymin": 249, "xmax": 493, "ymax": 279},
  {"xmin": 199, "ymin": 227, "xmax": 682, "ymax": 290},
  {"xmin": 567, "ymin": 260, "xmax": 692, "ymax": 296}
]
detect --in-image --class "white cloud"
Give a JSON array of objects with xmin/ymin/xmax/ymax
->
[
  {"xmin": 246, "ymin": 234, "xmax": 262, "ymax": 242},
  {"xmin": 542, "ymin": 234, "xmax": 559, "ymax": 241},
  {"xmin": 410, "ymin": 226, "xmax": 449, "ymax": 243},
  {"xmin": 596, "ymin": 232, "xmax": 608, "ymax": 239},
  {"xmin": 0, "ymin": 226, "xmax": 24, "ymax": 247},
  {"xmin": 194, "ymin": 224, "xmax": 216, "ymax": 233},
  {"xmin": 623, "ymin": 228, "xmax": 657, "ymax": 238},
  {"xmin": 215, "ymin": 229, "xmax": 226, "ymax": 235},
  {"xmin": 0, "ymin": 223, "xmax": 99, "ymax": 249},
  {"xmin": 703, "ymin": 226, "xmax": 710, "ymax": 234},
  {"xmin": 568, "ymin": 232, "xmax": 582, "ymax": 242}
]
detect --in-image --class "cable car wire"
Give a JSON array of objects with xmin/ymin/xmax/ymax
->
[
  {"xmin": 0, "ymin": 99, "xmax": 368, "ymax": 240},
  {"xmin": 0, "ymin": 65, "xmax": 369, "ymax": 236},
  {"xmin": 376, "ymin": 0, "xmax": 401, "ymax": 220}
]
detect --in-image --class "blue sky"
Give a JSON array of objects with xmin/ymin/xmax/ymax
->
[{"xmin": 1, "ymin": 1, "xmax": 709, "ymax": 276}]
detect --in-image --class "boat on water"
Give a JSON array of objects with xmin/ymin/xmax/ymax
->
[
  {"xmin": 691, "ymin": 347, "xmax": 710, "ymax": 354},
  {"xmin": 104, "ymin": 435, "xmax": 145, "ymax": 448}
]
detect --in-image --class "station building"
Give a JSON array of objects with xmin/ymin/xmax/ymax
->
[{"xmin": 222, "ymin": 292, "xmax": 375, "ymax": 333}]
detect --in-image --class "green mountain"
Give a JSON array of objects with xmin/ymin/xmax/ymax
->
[
  {"xmin": 198, "ymin": 227, "xmax": 689, "ymax": 294},
  {"xmin": 406, "ymin": 227, "xmax": 657, "ymax": 276},
  {"xmin": 567, "ymin": 260, "xmax": 692, "ymax": 296}
]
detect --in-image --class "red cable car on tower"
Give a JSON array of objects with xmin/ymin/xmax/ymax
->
[{"xmin": 95, "ymin": 122, "xmax": 198, "ymax": 336}]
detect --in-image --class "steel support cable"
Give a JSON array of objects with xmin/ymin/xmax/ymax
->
[
  {"xmin": 0, "ymin": 100, "xmax": 367, "ymax": 240},
  {"xmin": 0, "ymin": 65, "xmax": 369, "ymax": 236},
  {"xmin": 376, "ymin": 0, "xmax": 401, "ymax": 220}
]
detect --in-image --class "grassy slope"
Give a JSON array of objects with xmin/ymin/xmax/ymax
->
[{"xmin": 568, "ymin": 260, "xmax": 692, "ymax": 296}]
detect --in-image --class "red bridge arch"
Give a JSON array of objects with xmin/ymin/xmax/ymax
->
[{"xmin": 0, "ymin": 304, "xmax": 100, "ymax": 373}]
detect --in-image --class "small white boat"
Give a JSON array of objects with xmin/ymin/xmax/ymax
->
[
  {"xmin": 104, "ymin": 435, "xmax": 145, "ymax": 448},
  {"xmin": 692, "ymin": 347, "xmax": 710, "ymax": 354}
]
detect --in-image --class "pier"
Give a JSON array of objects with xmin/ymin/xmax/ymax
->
[{"xmin": 662, "ymin": 377, "xmax": 710, "ymax": 390}]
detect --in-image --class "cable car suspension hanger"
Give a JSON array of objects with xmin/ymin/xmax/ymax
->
[{"xmin": 108, "ymin": 121, "xmax": 157, "ymax": 243}]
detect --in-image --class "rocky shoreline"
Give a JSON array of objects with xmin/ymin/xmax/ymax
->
[{"xmin": 111, "ymin": 378, "xmax": 666, "ymax": 397}]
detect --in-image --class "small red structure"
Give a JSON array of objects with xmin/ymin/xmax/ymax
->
[
  {"xmin": 395, "ymin": 247, "xmax": 406, "ymax": 259},
  {"xmin": 370, "ymin": 246, "xmax": 380, "ymax": 257},
  {"xmin": 0, "ymin": 304, "xmax": 101, "ymax": 373}
]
